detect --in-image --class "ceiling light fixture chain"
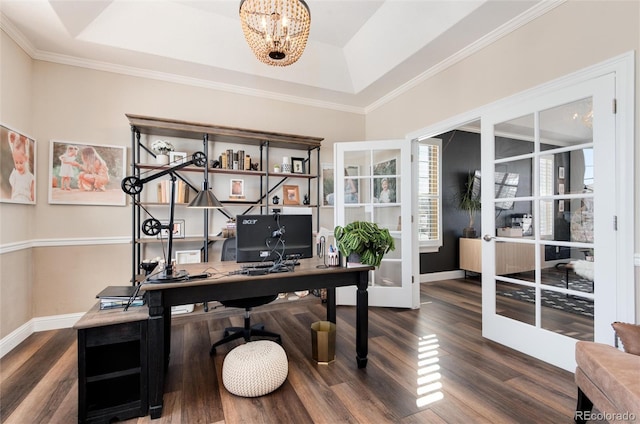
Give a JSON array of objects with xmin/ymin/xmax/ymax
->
[{"xmin": 239, "ymin": 0, "xmax": 311, "ymax": 66}]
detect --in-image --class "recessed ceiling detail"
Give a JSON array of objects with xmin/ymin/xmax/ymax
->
[{"xmin": 0, "ymin": 0, "xmax": 556, "ymax": 110}]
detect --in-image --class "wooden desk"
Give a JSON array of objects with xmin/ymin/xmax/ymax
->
[{"xmin": 140, "ymin": 258, "xmax": 373, "ymax": 419}]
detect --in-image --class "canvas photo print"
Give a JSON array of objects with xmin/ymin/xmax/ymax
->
[
  {"xmin": 49, "ymin": 140, "xmax": 126, "ymax": 205},
  {"xmin": 0, "ymin": 124, "xmax": 36, "ymax": 204}
]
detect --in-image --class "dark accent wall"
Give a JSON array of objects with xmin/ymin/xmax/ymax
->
[
  {"xmin": 420, "ymin": 130, "xmax": 480, "ymax": 273},
  {"xmin": 419, "ymin": 130, "xmax": 536, "ymax": 274}
]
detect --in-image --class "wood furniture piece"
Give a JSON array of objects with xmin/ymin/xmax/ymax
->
[
  {"xmin": 459, "ymin": 237, "xmax": 537, "ymax": 275},
  {"xmin": 140, "ymin": 257, "xmax": 373, "ymax": 419},
  {"xmin": 74, "ymin": 303, "xmax": 149, "ymax": 424},
  {"xmin": 125, "ymin": 114, "xmax": 323, "ymax": 283}
]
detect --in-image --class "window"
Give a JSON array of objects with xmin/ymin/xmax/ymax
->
[{"xmin": 416, "ymin": 138, "xmax": 442, "ymax": 252}]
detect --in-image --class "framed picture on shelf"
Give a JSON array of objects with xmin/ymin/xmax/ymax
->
[
  {"xmin": 1, "ymin": 124, "xmax": 36, "ymax": 204},
  {"xmin": 229, "ymin": 178, "xmax": 245, "ymax": 199},
  {"xmin": 48, "ymin": 140, "xmax": 126, "ymax": 206},
  {"xmin": 175, "ymin": 249, "xmax": 201, "ymax": 264},
  {"xmin": 283, "ymin": 185, "xmax": 300, "ymax": 205},
  {"xmin": 169, "ymin": 151, "xmax": 187, "ymax": 165},
  {"xmin": 291, "ymin": 157, "xmax": 305, "ymax": 174},
  {"xmin": 158, "ymin": 219, "xmax": 185, "ymax": 239}
]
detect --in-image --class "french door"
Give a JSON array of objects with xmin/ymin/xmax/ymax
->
[
  {"xmin": 481, "ymin": 73, "xmax": 618, "ymax": 371},
  {"xmin": 334, "ymin": 140, "xmax": 417, "ymax": 308}
]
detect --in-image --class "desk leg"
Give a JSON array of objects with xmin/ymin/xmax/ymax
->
[
  {"xmin": 146, "ymin": 292, "xmax": 168, "ymax": 419},
  {"xmin": 356, "ymin": 270, "xmax": 368, "ymax": 368},
  {"xmin": 326, "ymin": 287, "xmax": 336, "ymax": 323}
]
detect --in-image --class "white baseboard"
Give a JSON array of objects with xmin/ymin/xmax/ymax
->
[
  {"xmin": 420, "ymin": 270, "xmax": 465, "ymax": 283},
  {"xmin": 0, "ymin": 312, "xmax": 84, "ymax": 358}
]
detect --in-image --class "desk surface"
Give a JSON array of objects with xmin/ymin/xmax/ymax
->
[
  {"xmin": 74, "ymin": 302, "xmax": 149, "ymax": 329},
  {"xmin": 139, "ymin": 257, "xmax": 373, "ymax": 292}
]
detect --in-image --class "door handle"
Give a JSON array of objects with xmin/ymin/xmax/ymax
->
[{"xmin": 483, "ymin": 234, "xmax": 495, "ymax": 242}]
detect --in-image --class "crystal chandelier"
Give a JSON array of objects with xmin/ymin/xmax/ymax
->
[{"xmin": 239, "ymin": 0, "xmax": 311, "ymax": 66}]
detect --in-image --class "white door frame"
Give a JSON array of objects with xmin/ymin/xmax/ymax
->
[
  {"xmin": 405, "ymin": 51, "xmax": 635, "ymax": 370},
  {"xmin": 334, "ymin": 139, "xmax": 418, "ymax": 309}
]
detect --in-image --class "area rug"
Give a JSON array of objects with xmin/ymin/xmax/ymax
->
[{"xmin": 497, "ymin": 268, "xmax": 594, "ymax": 318}]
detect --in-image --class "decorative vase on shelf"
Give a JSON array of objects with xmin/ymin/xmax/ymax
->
[{"xmin": 156, "ymin": 154, "xmax": 169, "ymax": 165}]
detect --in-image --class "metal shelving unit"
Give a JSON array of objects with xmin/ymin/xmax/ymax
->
[{"xmin": 126, "ymin": 114, "xmax": 323, "ymax": 283}]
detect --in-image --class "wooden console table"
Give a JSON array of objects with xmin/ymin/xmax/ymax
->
[{"xmin": 459, "ymin": 237, "xmax": 537, "ymax": 275}]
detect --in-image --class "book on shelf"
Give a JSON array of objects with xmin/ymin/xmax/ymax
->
[{"xmin": 157, "ymin": 180, "xmax": 190, "ymax": 203}]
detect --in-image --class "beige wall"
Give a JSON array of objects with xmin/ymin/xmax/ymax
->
[
  {"xmin": 0, "ymin": 30, "xmax": 35, "ymax": 338},
  {"xmin": 1, "ymin": 0, "xmax": 639, "ymax": 338},
  {"xmin": 0, "ymin": 30, "xmax": 364, "ymax": 337}
]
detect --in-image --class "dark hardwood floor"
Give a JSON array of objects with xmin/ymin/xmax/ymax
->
[{"xmin": 1, "ymin": 278, "xmax": 597, "ymax": 423}]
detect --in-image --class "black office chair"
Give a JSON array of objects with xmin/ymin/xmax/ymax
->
[{"xmin": 209, "ymin": 237, "xmax": 281, "ymax": 355}]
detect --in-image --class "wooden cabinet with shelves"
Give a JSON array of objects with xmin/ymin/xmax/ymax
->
[
  {"xmin": 126, "ymin": 114, "xmax": 323, "ymax": 282},
  {"xmin": 75, "ymin": 303, "xmax": 149, "ymax": 423},
  {"xmin": 459, "ymin": 237, "xmax": 538, "ymax": 275}
]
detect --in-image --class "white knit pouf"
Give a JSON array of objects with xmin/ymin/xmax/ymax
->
[{"xmin": 222, "ymin": 341, "xmax": 288, "ymax": 397}]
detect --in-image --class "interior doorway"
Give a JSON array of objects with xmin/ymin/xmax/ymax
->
[{"xmin": 408, "ymin": 52, "xmax": 634, "ymax": 371}]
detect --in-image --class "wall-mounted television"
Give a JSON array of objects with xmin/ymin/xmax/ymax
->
[
  {"xmin": 471, "ymin": 170, "xmax": 520, "ymax": 210},
  {"xmin": 235, "ymin": 214, "xmax": 313, "ymax": 263}
]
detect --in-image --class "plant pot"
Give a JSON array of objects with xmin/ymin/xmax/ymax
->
[
  {"xmin": 156, "ymin": 154, "xmax": 169, "ymax": 165},
  {"xmin": 462, "ymin": 227, "xmax": 477, "ymax": 238}
]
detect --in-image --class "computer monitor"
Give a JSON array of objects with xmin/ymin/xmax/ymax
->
[{"xmin": 235, "ymin": 214, "xmax": 313, "ymax": 263}]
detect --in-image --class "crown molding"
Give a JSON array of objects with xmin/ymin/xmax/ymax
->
[
  {"xmin": 365, "ymin": 0, "xmax": 567, "ymax": 114},
  {"xmin": 2, "ymin": 3, "xmax": 564, "ymax": 115}
]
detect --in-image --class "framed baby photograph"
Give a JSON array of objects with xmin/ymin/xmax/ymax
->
[
  {"xmin": 49, "ymin": 140, "xmax": 126, "ymax": 206},
  {"xmin": 1, "ymin": 124, "xmax": 36, "ymax": 204}
]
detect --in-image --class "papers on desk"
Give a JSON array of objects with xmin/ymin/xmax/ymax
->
[{"xmin": 97, "ymin": 286, "xmax": 145, "ymax": 310}]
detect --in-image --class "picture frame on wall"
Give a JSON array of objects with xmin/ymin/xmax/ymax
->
[
  {"xmin": 291, "ymin": 157, "xmax": 305, "ymax": 174},
  {"xmin": 323, "ymin": 164, "xmax": 359, "ymax": 205},
  {"xmin": 344, "ymin": 165, "xmax": 359, "ymax": 204},
  {"xmin": 373, "ymin": 158, "xmax": 397, "ymax": 203},
  {"xmin": 169, "ymin": 151, "xmax": 187, "ymax": 165},
  {"xmin": 283, "ymin": 185, "xmax": 300, "ymax": 205},
  {"xmin": 1, "ymin": 124, "xmax": 36, "ymax": 204},
  {"xmin": 48, "ymin": 140, "xmax": 126, "ymax": 206},
  {"xmin": 158, "ymin": 219, "xmax": 185, "ymax": 239},
  {"xmin": 321, "ymin": 163, "xmax": 334, "ymax": 206}
]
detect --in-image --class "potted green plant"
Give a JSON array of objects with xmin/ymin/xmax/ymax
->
[
  {"xmin": 455, "ymin": 171, "xmax": 481, "ymax": 238},
  {"xmin": 334, "ymin": 221, "xmax": 395, "ymax": 267}
]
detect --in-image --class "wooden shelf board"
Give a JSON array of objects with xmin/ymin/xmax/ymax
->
[{"xmin": 126, "ymin": 114, "xmax": 323, "ymax": 150}]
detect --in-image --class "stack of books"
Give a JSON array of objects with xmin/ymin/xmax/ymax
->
[
  {"xmin": 157, "ymin": 180, "xmax": 189, "ymax": 204},
  {"xmin": 96, "ymin": 286, "xmax": 145, "ymax": 310},
  {"xmin": 220, "ymin": 149, "xmax": 249, "ymax": 170}
]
